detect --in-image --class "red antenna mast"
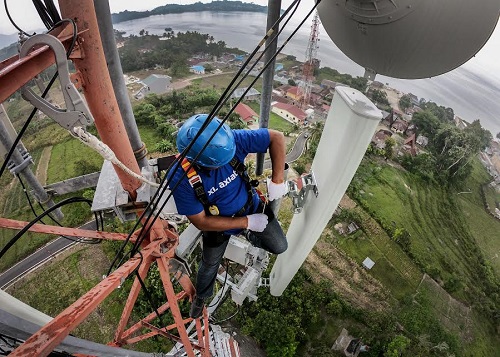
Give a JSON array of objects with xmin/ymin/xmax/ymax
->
[{"xmin": 299, "ymin": 11, "xmax": 320, "ymax": 110}]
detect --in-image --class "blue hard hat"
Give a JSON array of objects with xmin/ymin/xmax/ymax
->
[{"xmin": 176, "ymin": 114, "xmax": 236, "ymax": 168}]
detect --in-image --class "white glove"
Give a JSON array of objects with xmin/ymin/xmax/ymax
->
[
  {"xmin": 247, "ymin": 213, "xmax": 269, "ymax": 232},
  {"xmin": 267, "ymin": 178, "xmax": 288, "ymax": 201}
]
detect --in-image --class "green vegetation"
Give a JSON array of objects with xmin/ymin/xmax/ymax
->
[
  {"xmin": 119, "ymin": 31, "xmax": 229, "ymax": 76},
  {"xmin": 195, "ymin": 73, "xmax": 263, "ymax": 92},
  {"xmin": 47, "ymin": 137, "xmax": 104, "ymax": 183},
  {"xmin": 315, "ymin": 66, "xmax": 368, "ymax": 92},
  {"xmin": 8, "ymin": 242, "xmax": 172, "ymax": 353},
  {"xmin": 403, "ymin": 111, "xmax": 492, "ymax": 184}
]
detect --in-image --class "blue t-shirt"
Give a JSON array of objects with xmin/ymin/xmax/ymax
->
[{"xmin": 168, "ymin": 128, "xmax": 271, "ymax": 234}]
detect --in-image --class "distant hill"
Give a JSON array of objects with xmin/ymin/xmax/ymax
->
[
  {"xmin": 112, "ymin": 1, "xmax": 268, "ymax": 24},
  {"xmin": 0, "ymin": 43, "xmax": 18, "ymax": 62},
  {"xmin": 0, "ymin": 33, "xmax": 18, "ymax": 51}
]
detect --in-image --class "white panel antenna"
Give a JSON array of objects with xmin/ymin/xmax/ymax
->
[{"xmin": 270, "ymin": 86, "xmax": 382, "ymax": 296}]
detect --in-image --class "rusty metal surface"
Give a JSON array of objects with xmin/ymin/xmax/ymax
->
[
  {"xmin": 9, "ymin": 240, "xmax": 160, "ymax": 357},
  {"xmin": 0, "ymin": 217, "xmax": 137, "ymax": 242},
  {"xmin": 58, "ymin": 0, "xmax": 142, "ymax": 194},
  {"xmin": 0, "ymin": 25, "xmax": 81, "ymax": 103},
  {"xmin": 113, "ymin": 256, "xmax": 154, "ymax": 345}
]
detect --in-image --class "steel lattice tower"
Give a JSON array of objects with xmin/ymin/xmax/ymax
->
[{"xmin": 299, "ymin": 11, "xmax": 320, "ymax": 109}]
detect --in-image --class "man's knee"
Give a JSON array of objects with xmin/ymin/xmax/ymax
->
[{"xmin": 269, "ymin": 239, "xmax": 288, "ymax": 255}]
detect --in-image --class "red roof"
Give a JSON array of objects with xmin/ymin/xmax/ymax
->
[
  {"xmin": 273, "ymin": 102, "xmax": 307, "ymax": 121},
  {"xmin": 287, "ymin": 86, "xmax": 302, "ymax": 97},
  {"xmin": 235, "ymin": 103, "xmax": 258, "ymax": 122}
]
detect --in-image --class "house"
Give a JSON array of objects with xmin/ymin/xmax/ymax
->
[
  {"xmin": 234, "ymin": 103, "xmax": 259, "ymax": 125},
  {"xmin": 391, "ymin": 118, "xmax": 409, "ymax": 134},
  {"xmin": 347, "ymin": 222, "xmax": 359, "ymax": 234},
  {"xmin": 402, "ymin": 134, "xmax": 417, "ymax": 156},
  {"xmin": 371, "ymin": 129, "xmax": 393, "ymax": 149},
  {"xmin": 285, "ymin": 86, "xmax": 302, "ymax": 102},
  {"xmin": 272, "ymin": 94, "xmax": 291, "ymax": 105},
  {"xmin": 190, "ymin": 65, "xmax": 205, "ymax": 75},
  {"xmin": 271, "ymin": 102, "xmax": 307, "ymax": 124},
  {"xmin": 454, "ymin": 115, "xmax": 469, "ymax": 130},
  {"xmin": 275, "ymin": 63, "xmax": 284, "ymax": 72},
  {"xmin": 416, "ymin": 134, "xmax": 429, "ymax": 147},
  {"xmin": 370, "ymin": 81, "xmax": 384, "ymax": 89},
  {"xmin": 230, "ymin": 87, "xmax": 261, "ymax": 101},
  {"xmin": 276, "ymin": 84, "xmax": 291, "ymax": 96},
  {"xmin": 134, "ymin": 74, "xmax": 172, "ymax": 99},
  {"xmin": 273, "ymin": 75, "xmax": 289, "ymax": 85},
  {"xmin": 320, "ymin": 79, "xmax": 337, "ymax": 89},
  {"xmin": 408, "ymin": 93, "xmax": 419, "ymax": 106},
  {"xmin": 187, "ymin": 58, "xmax": 205, "ymax": 67}
]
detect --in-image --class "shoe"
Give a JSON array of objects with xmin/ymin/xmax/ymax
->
[{"xmin": 190, "ymin": 295, "xmax": 205, "ymax": 319}]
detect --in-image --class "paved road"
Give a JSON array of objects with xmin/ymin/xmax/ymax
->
[
  {"xmin": 263, "ymin": 131, "xmax": 308, "ymax": 170},
  {"xmin": 0, "ymin": 221, "xmax": 97, "ymax": 289}
]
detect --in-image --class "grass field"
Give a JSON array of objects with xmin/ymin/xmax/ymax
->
[
  {"xmin": 47, "ymin": 138, "xmax": 104, "ymax": 184},
  {"xmin": 344, "ymin": 158, "xmax": 500, "ymax": 354},
  {"xmin": 194, "ymin": 73, "xmax": 263, "ymax": 92},
  {"xmin": 246, "ymin": 102, "xmax": 296, "ymax": 133}
]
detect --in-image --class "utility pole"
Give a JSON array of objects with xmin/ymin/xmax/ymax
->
[
  {"xmin": 94, "ymin": 0, "xmax": 149, "ymax": 169},
  {"xmin": 256, "ymin": 0, "xmax": 282, "ymax": 176}
]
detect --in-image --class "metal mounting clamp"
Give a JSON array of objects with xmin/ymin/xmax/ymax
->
[
  {"xmin": 19, "ymin": 34, "xmax": 93, "ymax": 132},
  {"xmin": 286, "ymin": 171, "xmax": 319, "ymax": 214}
]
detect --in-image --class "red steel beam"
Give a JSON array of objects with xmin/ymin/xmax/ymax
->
[
  {"xmin": 58, "ymin": 0, "xmax": 142, "ymax": 194},
  {"xmin": 0, "ymin": 25, "xmax": 81, "ymax": 103},
  {"xmin": 120, "ymin": 291, "xmax": 188, "ymax": 341},
  {"xmin": 0, "ymin": 217, "xmax": 138, "ymax": 242},
  {"xmin": 158, "ymin": 256, "xmax": 197, "ymax": 356},
  {"xmin": 9, "ymin": 240, "xmax": 161, "ymax": 357},
  {"xmin": 113, "ymin": 255, "xmax": 154, "ymax": 345}
]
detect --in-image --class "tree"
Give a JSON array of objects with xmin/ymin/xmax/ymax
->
[
  {"xmin": 385, "ymin": 335, "xmax": 411, "ymax": 357},
  {"xmin": 432, "ymin": 125, "xmax": 480, "ymax": 181},
  {"xmin": 465, "ymin": 119, "xmax": 492, "ymax": 150},
  {"xmin": 384, "ymin": 137, "xmax": 396, "ymax": 159},
  {"xmin": 371, "ymin": 89, "xmax": 390, "ymax": 107},
  {"xmin": 204, "ymin": 63, "xmax": 215, "ymax": 72},
  {"xmin": 399, "ymin": 94, "xmax": 412, "ymax": 111},
  {"xmin": 411, "ymin": 111, "xmax": 440, "ymax": 139},
  {"xmin": 350, "ymin": 76, "xmax": 368, "ymax": 92},
  {"xmin": 133, "ymin": 103, "xmax": 157, "ymax": 125},
  {"xmin": 288, "ymin": 78, "xmax": 297, "ymax": 86},
  {"xmin": 153, "ymin": 139, "xmax": 174, "ymax": 153}
]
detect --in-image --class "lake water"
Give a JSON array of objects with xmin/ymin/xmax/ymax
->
[{"xmin": 114, "ymin": 11, "xmax": 500, "ymax": 135}]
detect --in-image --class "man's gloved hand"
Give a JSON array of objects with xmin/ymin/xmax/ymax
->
[
  {"xmin": 247, "ymin": 213, "xmax": 269, "ymax": 232},
  {"xmin": 267, "ymin": 178, "xmax": 288, "ymax": 201}
]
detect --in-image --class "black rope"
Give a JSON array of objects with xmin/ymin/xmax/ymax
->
[
  {"xmin": 3, "ymin": 0, "xmax": 35, "ymax": 37},
  {"xmin": 0, "ymin": 197, "xmax": 93, "ymax": 261},
  {"xmin": 106, "ymin": 0, "xmax": 306, "ymax": 275},
  {"xmin": 128, "ymin": 0, "xmax": 321, "ymax": 261}
]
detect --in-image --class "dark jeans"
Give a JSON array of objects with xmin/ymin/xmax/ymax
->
[{"xmin": 195, "ymin": 204, "xmax": 287, "ymax": 299}]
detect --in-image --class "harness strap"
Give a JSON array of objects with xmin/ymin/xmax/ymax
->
[
  {"xmin": 179, "ymin": 156, "xmax": 209, "ymax": 206},
  {"xmin": 178, "ymin": 155, "xmax": 256, "ymax": 216}
]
